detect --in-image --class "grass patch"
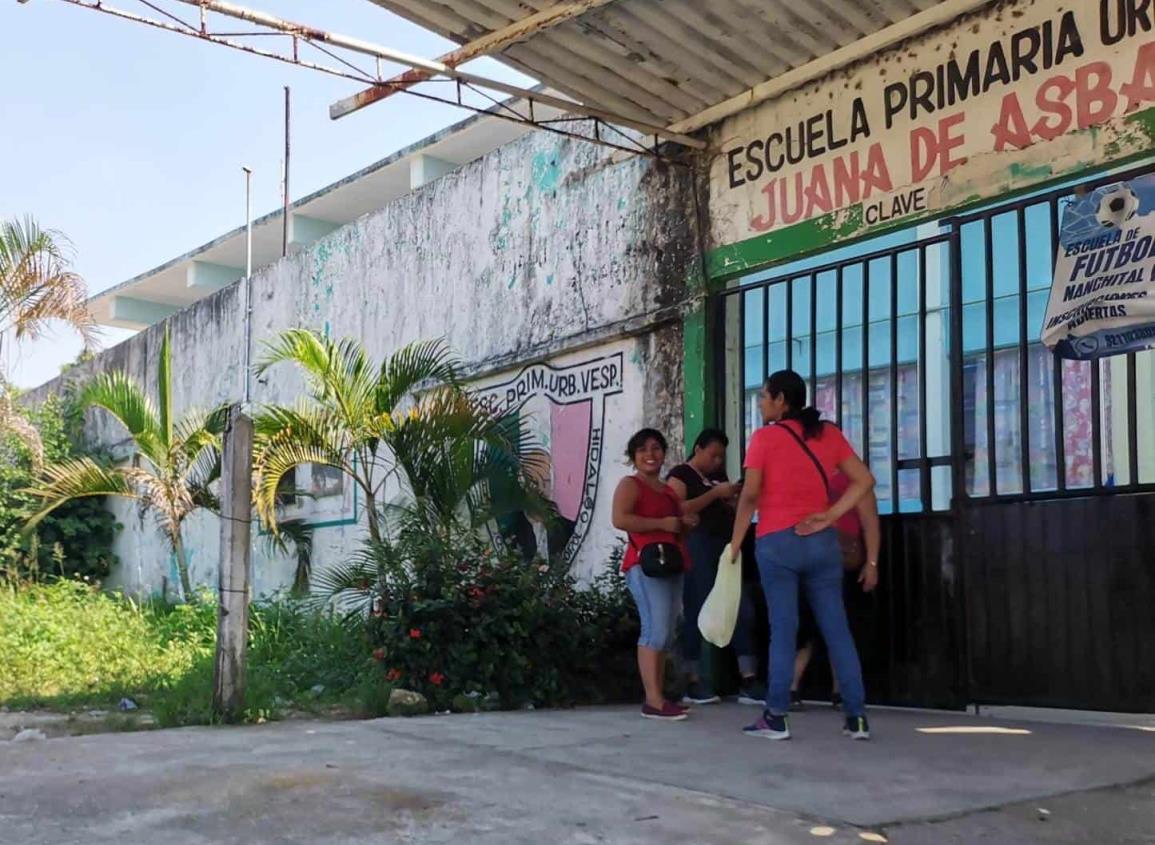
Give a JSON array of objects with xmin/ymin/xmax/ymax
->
[{"xmin": 0, "ymin": 579, "xmax": 382, "ymax": 727}]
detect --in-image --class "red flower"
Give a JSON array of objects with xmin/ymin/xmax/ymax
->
[
  {"xmin": 409, "ymin": 628, "xmax": 422, "ymax": 639},
  {"xmin": 428, "ymin": 672, "xmax": 445, "ymax": 686},
  {"xmin": 386, "ymin": 668, "xmax": 402, "ymax": 682},
  {"xmin": 371, "ymin": 647, "xmax": 386, "ymax": 662}
]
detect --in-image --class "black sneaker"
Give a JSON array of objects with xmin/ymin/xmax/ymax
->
[
  {"xmin": 790, "ymin": 690, "xmax": 805, "ymax": 711},
  {"xmin": 744, "ymin": 711, "xmax": 790, "ymax": 740},
  {"xmin": 843, "ymin": 715, "xmax": 871, "ymax": 740},
  {"xmin": 737, "ymin": 681, "xmax": 766, "ymax": 706},
  {"xmin": 831, "ymin": 692, "xmax": 843, "ymax": 710},
  {"xmin": 681, "ymin": 682, "xmax": 721, "ymax": 705}
]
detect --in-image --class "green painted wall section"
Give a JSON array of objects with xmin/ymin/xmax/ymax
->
[{"xmin": 682, "ymin": 304, "xmax": 709, "ymax": 453}]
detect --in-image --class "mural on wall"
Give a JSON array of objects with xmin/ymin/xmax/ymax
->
[
  {"xmin": 475, "ymin": 352, "xmax": 624, "ymax": 566},
  {"xmin": 711, "ymin": 0, "xmax": 1155, "ymax": 265}
]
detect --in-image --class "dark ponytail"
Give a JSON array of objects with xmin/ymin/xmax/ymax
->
[{"xmin": 765, "ymin": 370, "xmax": 824, "ymax": 440}]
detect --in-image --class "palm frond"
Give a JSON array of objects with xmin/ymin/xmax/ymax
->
[
  {"xmin": 257, "ymin": 330, "xmax": 379, "ymax": 432},
  {"xmin": 311, "ymin": 542, "xmax": 387, "ymax": 615},
  {"xmin": 23, "ymin": 458, "xmax": 136, "ymax": 530},
  {"xmin": 261, "ymin": 518, "xmax": 315, "ymax": 594},
  {"xmin": 0, "ymin": 217, "xmax": 95, "ymax": 344},
  {"xmin": 375, "ymin": 338, "xmax": 461, "ymax": 413},
  {"xmin": 0, "ymin": 390, "xmax": 44, "ymax": 470},
  {"xmin": 173, "ymin": 405, "xmax": 227, "ymax": 471},
  {"xmin": 157, "ymin": 325, "xmax": 173, "ymax": 447},
  {"xmin": 382, "ymin": 387, "xmax": 542, "ymax": 531},
  {"xmin": 255, "ymin": 328, "xmax": 331, "ymax": 383},
  {"xmin": 79, "ymin": 371, "xmax": 164, "ymax": 463},
  {"xmin": 253, "ymin": 404, "xmax": 352, "ymax": 530},
  {"xmin": 125, "ymin": 467, "xmax": 192, "ymax": 543}
]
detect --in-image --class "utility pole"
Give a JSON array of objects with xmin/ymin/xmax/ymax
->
[
  {"xmin": 214, "ymin": 166, "xmax": 256, "ymax": 722},
  {"xmin": 212, "ymin": 405, "xmax": 254, "ymax": 723}
]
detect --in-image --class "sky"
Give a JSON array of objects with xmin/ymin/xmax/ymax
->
[{"xmin": 0, "ymin": 0, "xmax": 531, "ymax": 388}]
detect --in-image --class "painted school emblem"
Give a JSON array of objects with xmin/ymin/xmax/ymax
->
[{"xmin": 475, "ymin": 352, "xmax": 623, "ymax": 565}]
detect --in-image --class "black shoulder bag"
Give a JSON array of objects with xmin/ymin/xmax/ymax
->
[{"xmin": 630, "ymin": 536, "xmax": 685, "ymax": 578}]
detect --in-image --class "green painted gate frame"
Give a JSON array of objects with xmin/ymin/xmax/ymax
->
[
  {"xmin": 681, "ymin": 106, "xmax": 1155, "ymax": 455},
  {"xmin": 680, "ymin": 110, "xmax": 1155, "ymax": 696}
]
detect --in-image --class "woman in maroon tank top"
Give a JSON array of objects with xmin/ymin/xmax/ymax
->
[{"xmin": 612, "ymin": 428, "xmax": 697, "ymax": 721}]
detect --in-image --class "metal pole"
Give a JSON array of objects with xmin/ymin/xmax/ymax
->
[
  {"xmin": 164, "ymin": 0, "xmax": 704, "ymax": 148},
  {"xmin": 282, "ymin": 86, "xmax": 290, "ymax": 258},
  {"xmin": 242, "ymin": 166, "xmax": 253, "ymax": 406}
]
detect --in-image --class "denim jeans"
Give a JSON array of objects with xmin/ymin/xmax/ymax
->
[
  {"xmin": 682, "ymin": 531, "xmax": 757, "ymax": 676},
  {"xmin": 756, "ymin": 528, "xmax": 866, "ymax": 717},
  {"xmin": 625, "ymin": 566, "xmax": 683, "ymax": 651}
]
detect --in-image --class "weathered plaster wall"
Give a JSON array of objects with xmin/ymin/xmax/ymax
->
[{"xmin": 27, "ymin": 130, "xmax": 698, "ymax": 597}]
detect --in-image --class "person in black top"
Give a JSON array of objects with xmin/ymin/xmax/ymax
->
[{"xmin": 667, "ymin": 428, "xmax": 764, "ymax": 705}]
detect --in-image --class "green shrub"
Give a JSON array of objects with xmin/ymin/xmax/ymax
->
[
  {"xmin": 0, "ymin": 393, "xmax": 119, "ymax": 582},
  {"xmin": 326, "ymin": 527, "xmax": 639, "ymax": 711}
]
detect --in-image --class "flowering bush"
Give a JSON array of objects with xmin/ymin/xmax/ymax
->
[{"xmin": 324, "ymin": 528, "xmax": 638, "ymax": 711}]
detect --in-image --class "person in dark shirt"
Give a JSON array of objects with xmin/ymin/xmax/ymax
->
[{"xmin": 667, "ymin": 428, "xmax": 764, "ymax": 706}]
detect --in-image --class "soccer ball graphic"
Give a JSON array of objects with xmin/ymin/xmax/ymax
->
[{"xmin": 1096, "ymin": 186, "xmax": 1140, "ymax": 229}]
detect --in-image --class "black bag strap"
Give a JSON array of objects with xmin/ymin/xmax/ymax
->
[{"xmin": 776, "ymin": 422, "xmax": 829, "ymax": 495}]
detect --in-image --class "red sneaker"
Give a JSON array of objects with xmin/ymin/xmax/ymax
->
[{"xmin": 641, "ymin": 701, "xmax": 688, "ymax": 721}]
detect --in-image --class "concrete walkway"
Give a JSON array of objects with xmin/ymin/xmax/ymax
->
[{"xmin": 2, "ymin": 703, "xmax": 1153, "ymax": 843}]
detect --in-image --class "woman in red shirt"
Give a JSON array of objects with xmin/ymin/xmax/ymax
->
[
  {"xmin": 612, "ymin": 428, "xmax": 696, "ymax": 722},
  {"xmin": 729, "ymin": 370, "xmax": 875, "ymax": 741}
]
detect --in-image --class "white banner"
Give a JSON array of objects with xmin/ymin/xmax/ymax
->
[
  {"xmin": 711, "ymin": 0, "xmax": 1155, "ymax": 251},
  {"xmin": 1042, "ymin": 175, "xmax": 1155, "ymax": 359}
]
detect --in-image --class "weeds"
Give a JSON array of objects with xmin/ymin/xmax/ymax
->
[{"xmin": 0, "ymin": 579, "xmax": 378, "ymax": 727}]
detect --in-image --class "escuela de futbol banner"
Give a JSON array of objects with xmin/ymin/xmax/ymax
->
[{"xmin": 1042, "ymin": 175, "xmax": 1155, "ymax": 360}]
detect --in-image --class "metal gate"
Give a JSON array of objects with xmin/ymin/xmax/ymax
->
[
  {"xmin": 947, "ymin": 172, "xmax": 1155, "ymax": 713},
  {"xmin": 715, "ymin": 165, "xmax": 1155, "ymax": 712}
]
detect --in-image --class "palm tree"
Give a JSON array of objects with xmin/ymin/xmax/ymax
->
[
  {"xmin": 252, "ymin": 331, "xmax": 542, "ymax": 544},
  {"xmin": 261, "ymin": 517, "xmax": 315, "ymax": 596},
  {"xmin": 24, "ymin": 326, "xmax": 227, "ymax": 601},
  {"xmin": 1, "ymin": 217, "xmax": 95, "ymax": 459}
]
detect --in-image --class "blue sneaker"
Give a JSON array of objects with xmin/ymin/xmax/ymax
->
[
  {"xmin": 743, "ymin": 712, "xmax": 790, "ymax": 740},
  {"xmin": 843, "ymin": 715, "xmax": 871, "ymax": 740}
]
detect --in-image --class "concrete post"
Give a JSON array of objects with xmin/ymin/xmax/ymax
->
[{"xmin": 212, "ymin": 406, "xmax": 254, "ymax": 723}]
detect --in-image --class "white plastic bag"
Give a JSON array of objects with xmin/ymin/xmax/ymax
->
[{"xmin": 697, "ymin": 543, "xmax": 742, "ymax": 648}]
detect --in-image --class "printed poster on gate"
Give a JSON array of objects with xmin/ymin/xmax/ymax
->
[{"xmin": 1041, "ymin": 175, "xmax": 1155, "ymax": 360}]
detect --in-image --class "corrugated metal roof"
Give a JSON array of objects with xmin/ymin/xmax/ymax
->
[{"xmin": 367, "ymin": 0, "xmax": 949, "ymax": 128}]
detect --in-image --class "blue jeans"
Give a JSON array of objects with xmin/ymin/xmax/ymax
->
[
  {"xmin": 626, "ymin": 566, "xmax": 683, "ymax": 651},
  {"xmin": 756, "ymin": 528, "xmax": 866, "ymax": 717},
  {"xmin": 682, "ymin": 531, "xmax": 757, "ymax": 675}
]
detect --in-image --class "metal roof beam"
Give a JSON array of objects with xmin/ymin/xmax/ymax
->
[
  {"xmin": 665, "ymin": 0, "xmax": 996, "ymax": 136},
  {"xmin": 155, "ymin": 0, "xmax": 703, "ymax": 148},
  {"xmin": 365, "ymin": 0, "xmax": 621, "ymax": 106}
]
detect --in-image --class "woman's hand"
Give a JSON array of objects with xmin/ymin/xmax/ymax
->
[
  {"xmin": 713, "ymin": 481, "xmax": 741, "ymax": 501},
  {"xmin": 659, "ymin": 516, "xmax": 682, "ymax": 533},
  {"xmin": 795, "ymin": 511, "xmax": 834, "ymax": 536},
  {"xmin": 682, "ymin": 512, "xmax": 700, "ymax": 530},
  {"xmin": 859, "ymin": 562, "xmax": 879, "ymax": 593}
]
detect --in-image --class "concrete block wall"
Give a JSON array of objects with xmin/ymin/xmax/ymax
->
[{"xmin": 26, "ymin": 130, "xmax": 699, "ymax": 597}]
